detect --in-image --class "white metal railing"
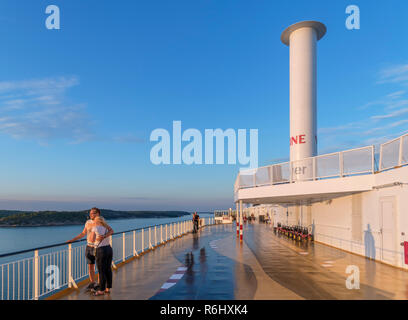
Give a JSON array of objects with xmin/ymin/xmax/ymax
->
[
  {"xmin": 236, "ymin": 145, "xmax": 375, "ymax": 191},
  {"xmin": 0, "ymin": 217, "xmax": 216, "ymax": 300},
  {"xmin": 379, "ymin": 133, "xmax": 408, "ymax": 171}
]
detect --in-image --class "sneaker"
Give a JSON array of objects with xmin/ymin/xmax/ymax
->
[
  {"xmin": 92, "ymin": 284, "xmax": 101, "ymax": 292},
  {"xmin": 85, "ymin": 282, "xmax": 96, "ymax": 291}
]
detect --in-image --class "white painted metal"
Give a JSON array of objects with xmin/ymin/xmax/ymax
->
[
  {"xmin": 123, "ymin": 233, "xmax": 126, "ymax": 261},
  {"xmin": 380, "ymin": 197, "xmax": 396, "ymax": 265},
  {"xmin": 0, "ymin": 219, "xmax": 211, "ymax": 300},
  {"xmin": 282, "ymin": 21, "xmax": 326, "ymax": 181}
]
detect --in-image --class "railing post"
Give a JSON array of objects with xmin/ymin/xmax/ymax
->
[
  {"xmin": 372, "ymin": 145, "xmax": 375, "ymax": 173},
  {"xmin": 133, "ymin": 230, "xmax": 137, "ymax": 256},
  {"xmin": 122, "ymin": 232, "xmax": 126, "ymax": 261},
  {"xmin": 269, "ymin": 166, "xmax": 274, "ymax": 185},
  {"xmin": 68, "ymin": 245, "xmax": 72, "ymax": 289},
  {"xmin": 34, "ymin": 250, "xmax": 39, "ymax": 300},
  {"xmin": 149, "ymin": 228, "xmax": 152, "ymax": 249},
  {"xmin": 399, "ymin": 137, "xmax": 403, "ymax": 166},
  {"xmin": 142, "ymin": 229, "xmax": 144, "ymax": 253},
  {"xmin": 313, "ymin": 157, "xmax": 316, "ymax": 180},
  {"xmin": 166, "ymin": 224, "xmax": 168, "ymax": 241},
  {"xmin": 240, "ymin": 200, "xmax": 243, "ymax": 243},
  {"xmin": 154, "ymin": 226, "xmax": 157, "ymax": 247},
  {"xmin": 379, "ymin": 144, "xmax": 383, "ymax": 171},
  {"xmin": 339, "ymin": 152, "xmax": 344, "ymax": 177},
  {"xmin": 253, "ymin": 171, "xmax": 256, "ymax": 187},
  {"xmin": 290, "ymin": 161, "xmax": 293, "ymax": 183},
  {"xmin": 161, "ymin": 225, "xmax": 163, "ymax": 243}
]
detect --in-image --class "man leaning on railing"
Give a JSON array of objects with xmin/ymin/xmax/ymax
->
[{"xmin": 66, "ymin": 207, "xmax": 113, "ymax": 291}]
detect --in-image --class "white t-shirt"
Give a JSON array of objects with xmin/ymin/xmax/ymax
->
[{"xmin": 92, "ymin": 225, "xmax": 110, "ymax": 247}]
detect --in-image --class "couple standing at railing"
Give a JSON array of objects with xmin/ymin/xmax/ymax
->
[{"xmin": 67, "ymin": 207, "xmax": 114, "ymax": 296}]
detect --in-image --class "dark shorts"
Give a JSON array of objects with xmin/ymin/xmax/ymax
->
[{"xmin": 85, "ymin": 245, "xmax": 96, "ymax": 265}]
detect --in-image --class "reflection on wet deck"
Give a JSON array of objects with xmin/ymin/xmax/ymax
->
[{"xmin": 57, "ymin": 223, "xmax": 408, "ymax": 300}]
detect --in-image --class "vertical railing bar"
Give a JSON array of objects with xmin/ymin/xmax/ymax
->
[
  {"xmin": 34, "ymin": 250, "xmax": 38, "ymax": 300},
  {"xmin": 142, "ymin": 229, "xmax": 144, "ymax": 252},
  {"xmin": 7, "ymin": 264, "xmax": 9, "ymax": 300},
  {"xmin": 17, "ymin": 261, "xmax": 20, "ymax": 300},
  {"xmin": 154, "ymin": 226, "xmax": 157, "ymax": 247},
  {"xmin": 1, "ymin": 264, "xmax": 3, "ymax": 300},
  {"xmin": 23, "ymin": 260, "xmax": 25, "ymax": 300},
  {"xmin": 123, "ymin": 232, "xmax": 126, "ymax": 262},
  {"xmin": 399, "ymin": 136, "xmax": 403, "ymax": 166},
  {"xmin": 133, "ymin": 231, "xmax": 136, "ymax": 256},
  {"xmin": 28, "ymin": 261, "xmax": 30, "ymax": 300},
  {"xmin": 68, "ymin": 244, "xmax": 72, "ymax": 288}
]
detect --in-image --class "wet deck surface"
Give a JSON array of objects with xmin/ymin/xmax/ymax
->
[{"xmin": 58, "ymin": 223, "xmax": 408, "ymax": 300}]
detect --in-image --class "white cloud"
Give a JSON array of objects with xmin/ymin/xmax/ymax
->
[
  {"xmin": 0, "ymin": 76, "xmax": 94, "ymax": 144},
  {"xmin": 371, "ymin": 107, "xmax": 408, "ymax": 120},
  {"xmin": 319, "ymin": 64, "xmax": 408, "ymax": 153},
  {"xmin": 378, "ymin": 64, "xmax": 408, "ymax": 85}
]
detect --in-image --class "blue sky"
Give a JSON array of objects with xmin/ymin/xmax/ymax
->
[{"xmin": 0, "ymin": 0, "xmax": 407, "ymax": 211}]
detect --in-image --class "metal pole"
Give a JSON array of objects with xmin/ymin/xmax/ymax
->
[
  {"xmin": 149, "ymin": 227, "xmax": 152, "ymax": 249},
  {"xmin": 399, "ymin": 137, "xmax": 403, "ymax": 166},
  {"xmin": 142, "ymin": 229, "xmax": 144, "ymax": 252},
  {"xmin": 122, "ymin": 233, "xmax": 126, "ymax": 261},
  {"xmin": 240, "ymin": 200, "xmax": 243, "ymax": 243},
  {"xmin": 68, "ymin": 245, "xmax": 72, "ymax": 289},
  {"xmin": 133, "ymin": 230, "xmax": 136, "ymax": 256},
  {"xmin": 34, "ymin": 250, "xmax": 39, "ymax": 300},
  {"xmin": 236, "ymin": 202, "xmax": 239, "ymax": 237},
  {"xmin": 372, "ymin": 145, "xmax": 375, "ymax": 173}
]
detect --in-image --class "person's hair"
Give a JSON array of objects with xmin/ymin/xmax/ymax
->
[
  {"xmin": 90, "ymin": 207, "xmax": 101, "ymax": 215},
  {"xmin": 94, "ymin": 216, "xmax": 109, "ymax": 229}
]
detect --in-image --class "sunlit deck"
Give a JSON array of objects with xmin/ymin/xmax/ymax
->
[{"xmin": 55, "ymin": 223, "xmax": 408, "ymax": 300}]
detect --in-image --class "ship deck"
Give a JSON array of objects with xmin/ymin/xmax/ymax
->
[{"xmin": 57, "ymin": 223, "xmax": 408, "ymax": 300}]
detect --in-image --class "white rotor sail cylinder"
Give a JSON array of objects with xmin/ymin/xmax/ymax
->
[{"xmin": 281, "ymin": 21, "xmax": 326, "ymax": 180}]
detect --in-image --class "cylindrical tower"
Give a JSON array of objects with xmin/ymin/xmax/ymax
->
[{"xmin": 281, "ymin": 21, "xmax": 326, "ymax": 180}]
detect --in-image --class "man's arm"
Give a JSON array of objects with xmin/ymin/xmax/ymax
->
[{"xmin": 67, "ymin": 225, "xmax": 87, "ymax": 243}]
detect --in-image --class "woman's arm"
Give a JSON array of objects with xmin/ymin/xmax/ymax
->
[{"xmin": 96, "ymin": 225, "xmax": 114, "ymax": 242}]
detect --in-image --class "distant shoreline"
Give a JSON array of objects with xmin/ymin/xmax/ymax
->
[{"xmin": 0, "ymin": 209, "xmax": 196, "ymax": 227}]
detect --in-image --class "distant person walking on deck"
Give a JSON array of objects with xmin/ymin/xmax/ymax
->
[
  {"xmin": 90, "ymin": 216, "xmax": 114, "ymax": 296},
  {"xmin": 193, "ymin": 212, "xmax": 200, "ymax": 233}
]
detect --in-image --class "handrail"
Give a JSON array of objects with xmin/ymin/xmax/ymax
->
[{"xmin": 0, "ymin": 218, "xmax": 193, "ymax": 259}]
